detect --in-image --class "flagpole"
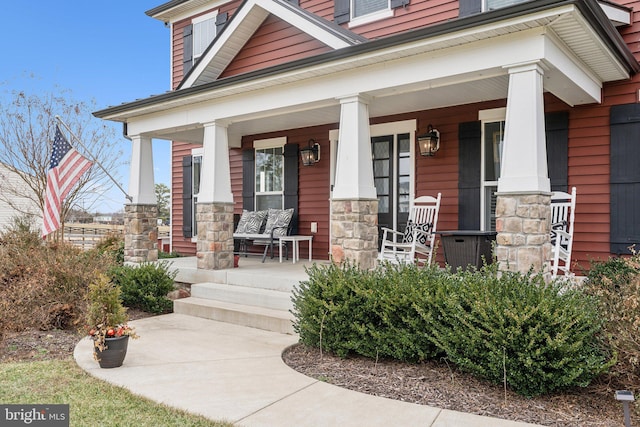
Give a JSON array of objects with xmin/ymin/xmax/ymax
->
[{"xmin": 55, "ymin": 116, "xmax": 133, "ymax": 202}]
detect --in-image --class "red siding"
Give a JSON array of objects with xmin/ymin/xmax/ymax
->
[
  {"xmin": 172, "ymin": 18, "xmax": 190, "ymax": 90},
  {"xmin": 350, "ymin": 0, "xmax": 459, "ymax": 39},
  {"xmin": 219, "ymin": 15, "xmax": 332, "ymax": 78},
  {"xmin": 171, "ymin": 141, "xmax": 200, "ymax": 256}
]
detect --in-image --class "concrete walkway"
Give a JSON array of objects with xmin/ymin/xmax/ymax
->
[{"xmin": 74, "ymin": 313, "xmax": 542, "ymax": 427}]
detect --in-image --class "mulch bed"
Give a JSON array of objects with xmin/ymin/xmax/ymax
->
[{"xmin": 283, "ymin": 343, "xmax": 631, "ymax": 427}]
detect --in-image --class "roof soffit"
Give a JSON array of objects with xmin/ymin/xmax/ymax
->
[
  {"xmin": 179, "ymin": 0, "xmax": 366, "ymax": 89},
  {"xmin": 147, "ymin": 0, "xmax": 222, "ymax": 23}
]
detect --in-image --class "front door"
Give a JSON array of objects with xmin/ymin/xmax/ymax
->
[{"xmin": 372, "ymin": 133, "xmax": 411, "ymax": 249}]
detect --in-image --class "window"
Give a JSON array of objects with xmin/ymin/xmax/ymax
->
[
  {"xmin": 335, "ymin": 0, "xmax": 403, "ymax": 26},
  {"xmin": 192, "ymin": 12, "xmax": 217, "ymax": 64},
  {"xmin": 484, "ymin": 0, "xmax": 526, "ymax": 11},
  {"xmin": 254, "ymin": 140, "xmax": 284, "ymax": 211},
  {"xmin": 353, "ymin": 0, "xmax": 389, "ymax": 18},
  {"xmin": 191, "ymin": 150, "xmax": 203, "ymax": 238},
  {"xmin": 479, "ymin": 108, "xmax": 505, "ymax": 231}
]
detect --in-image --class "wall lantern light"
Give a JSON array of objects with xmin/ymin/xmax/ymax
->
[
  {"xmin": 300, "ymin": 139, "xmax": 321, "ymax": 166},
  {"xmin": 417, "ymin": 124, "xmax": 440, "ymax": 156}
]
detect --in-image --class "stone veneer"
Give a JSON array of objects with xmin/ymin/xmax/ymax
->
[
  {"xmin": 331, "ymin": 199, "xmax": 378, "ymax": 270},
  {"xmin": 124, "ymin": 204, "xmax": 158, "ymax": 263},
  {"xmin": 196, "ymin": 202, "xmax": 234, "ymax": 270},
  {"xmin": 494, "ymin": 192, "xmax": 552, "ymax": 274}
]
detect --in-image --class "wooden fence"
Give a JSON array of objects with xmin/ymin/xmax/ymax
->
[{"xmin": 63, "ymin": 223, "xmax": 170, "ymax": 250}]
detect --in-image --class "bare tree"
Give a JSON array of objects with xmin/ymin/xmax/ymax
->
[{"xmin": 0, "ymin": 89, "xmax": 123, "ymax": 236}]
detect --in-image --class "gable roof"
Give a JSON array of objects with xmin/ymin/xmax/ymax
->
[{"xmin": 178, "ymin": 0, "xmax": 366, "ymax": 89}]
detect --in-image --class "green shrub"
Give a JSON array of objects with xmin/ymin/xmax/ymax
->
[
  {"xmin": 109, "ymin": 262, "xmax": 177, "ymax": 314},
  {"xmin": 159, "ymin": 250, "xmax": 182, "ymax": 259},
  {"xmin": 584, "ymin": 254, "xmax": 640, "ymax": 390},
  {"xmin": 292, "ymin": 261, "xmax": 441, "ymax": 362},
  {"xmin": 422, "ymin": 265, "xmax": 609, "ymax": 397},
  {"xmin": 293, "ymin": 261, "xmax": 609, "ymax": 397}
]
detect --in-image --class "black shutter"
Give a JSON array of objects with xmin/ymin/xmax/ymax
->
[
  {"xmin": 182, "ymin": 155, "xmax": 193, "ymax": 238},
  {"xmin": 284, "ymin": 143, "xmax": 299, "ymax": 234},
  {"xmin": 458, "ymin": 121, "xmax": 482, "ymax": 230},
  {"xmin": 215, "ymin": 12, "xmax": 228, "ymax": 34},
  {"xmin": 610, "ymin": 104, "xmax": 640, "ymax": 254},
  {"xmin": 334, "ymin": 0, "xmax": 350, "ymax": 24},
  {"xmin": 459, "ymin": 0, "xmax": 481, "ymax": 17},
  {"xmin": 390, "ymin": 0, "xmax": 409, "ymax": 9},
  {"xmin": 242, "ymin": 149, "xmax": 255, "ymax": 211},
  {"xmin": 182, "ymin": 24, "xmax": 193, "ymax": 76},
  {"xmin": 545, "ymin": 111, "xmax": 569, "ymax": 192}
]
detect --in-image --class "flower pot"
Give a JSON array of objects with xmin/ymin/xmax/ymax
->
[{"xmin": 94, "ymin": 335, "xmax": 129, "ymax": 368}]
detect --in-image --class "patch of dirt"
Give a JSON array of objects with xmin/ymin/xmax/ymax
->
[
  {"xmin": 283, "ymin": 344, "xmax": 633, "ymax": 427},
  {"xmin": 0, "ymin": 309, "xmax": 153, "ymax": 363}
]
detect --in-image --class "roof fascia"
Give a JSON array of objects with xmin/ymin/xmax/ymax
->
[
  {"xmin": 96, "ymin": 0, "xmax": 639, "ymax": 119},
  {"xmin": 147, "ymin": 0, "xmax": 213, "ymax": 23},
  {"xmin": 179, "ymin": 0, "xmax": 363, "ymax": 89}
]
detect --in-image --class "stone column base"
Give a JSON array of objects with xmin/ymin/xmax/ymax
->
[
  {"xmin": 331, "ymin": 199, "xmax": 378, "ymax": 270},
  {"xmin": 124, "ymin": 204, "xmax": 158, "ymax": 263},
  {"xmin": 495, "ymin": 192, "xmax": 552, "ymax": 274},
  {"xmin": 196, "ymin": 202, "xmax": 234, "ymax": 270}
]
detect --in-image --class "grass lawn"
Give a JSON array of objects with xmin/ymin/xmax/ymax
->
[{"xmin": 0, "ymin": 359, "xmax": 234, "ymax": 427}]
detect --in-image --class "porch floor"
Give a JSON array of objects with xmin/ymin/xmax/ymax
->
[{"xmin": 165, "ymin": 255, "xmax": 328, "ymax": 290}]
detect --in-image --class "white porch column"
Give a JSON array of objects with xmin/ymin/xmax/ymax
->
[
  {"xmin": 128, "ymin": 135, "xmax": 156, "ymax": 204},
  {"xmin": 498, "ymin": 62, "xmax": 550, "ymax": 193},
  {"xmin": 332, "ymin": 95, "xmax": 377, "ymax": 200},
  {"xmin": 197, "ymin": 121, "xmax": 234, "ymax": 204},
  {"xmin": 495, "ymin": 62, "xmax": 551, "ymax": 274},
  {"xmin": 196, "ymin": 120, "xmax": 234, "ymax": 270},
  {"xmin": 331, "ymin": 95, "xmax": 378, "ymax": 270},
  {"xmin": 124, "ymin": 135, "xmax": 157, "ymax": 263}
]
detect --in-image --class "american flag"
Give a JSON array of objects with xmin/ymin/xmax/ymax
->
[{"xmin": 42, "ymin": 125, "xmax": 93, "ymax": 237}]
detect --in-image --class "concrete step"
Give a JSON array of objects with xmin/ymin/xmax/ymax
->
[
  {"xmin": 225, "ymin": 267, "xmax": 304, "ymax": 292},
  {"xmin": 174, "ymin": 297, "xmax": 295, "ymax": 334},
  {"xmin": 190, "ymin": 282, "xmax": 293, "ymax": 311}
]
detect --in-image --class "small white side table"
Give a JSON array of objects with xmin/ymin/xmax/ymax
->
[{"xmin": 279, "ymin": 235, "xmax": 313, "ymax": 263}]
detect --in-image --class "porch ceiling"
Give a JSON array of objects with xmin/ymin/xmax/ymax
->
[{"xmin": 96, "ymin": 0, "xmax": 638, "ymax": 145}]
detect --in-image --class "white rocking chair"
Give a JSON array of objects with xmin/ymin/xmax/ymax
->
[
  {"xmin": 378, "ymin": 193, "xmax": 441, "ymax": 266},
  {"xmin": 549, "ymin": 187, "xmax": 577, "ymax": 278}
]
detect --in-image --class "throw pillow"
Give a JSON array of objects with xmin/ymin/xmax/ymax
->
[
  {"xmin": 235, "ymin": 210, "xmax": 251, "ymax": 233},
  {"xmin": 403, "ymin": 221, "xmax": 433, "ymax": 246},
  {"xmin": 550, "ymin": 221, "xmax": 568, "ymax": 246},
  {"xmin": 243, "ymin": 210, "xmax": 267, "ymax": 234},
  {"xmin": 264, "ymin": 208, "xmax": 294, "ymax": 237}
]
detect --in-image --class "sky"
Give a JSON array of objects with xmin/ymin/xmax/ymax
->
[{"xmin": 1, "ymin": 1, "xmax": 172, "ymax": 213}]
